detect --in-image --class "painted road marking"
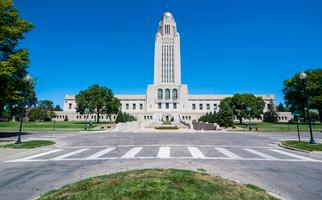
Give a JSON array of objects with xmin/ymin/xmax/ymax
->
[
  {"xmin": 86, "ymin": 147, "xmax": 115, "ymax": 159},
  {"xmin": 157, "ymin": 147, "xmax": 171, "ymax": 158},
  {"xmin": 121, "ymin": 147, "xmax": 143, "ymax": 158},
  {"xmin": 51, "ymin": 149, "xmax": 89, "ymax": 160},
  {"xmin": 4, "ymin": 146, "xmax": 321, "ymax": 163},
  {"xmin": 14, "ymin": 149, "xmax": 64, "ymax": 161},
  {"xmin": 215, "ymin": 147, "xmax": 241, "ymax": 159},
  {"xmin": 244, "ymin": 148, "xmax": 278, "ymax": 160},
  {"xmin": 270, "ymin": 149, "xmax": 317, "ymax": 161},
  {"xmin": 188, "ymin": 147, "xmax": 206, "ymax": 158}
]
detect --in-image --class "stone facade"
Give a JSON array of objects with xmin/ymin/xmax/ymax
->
[{"xmin": 55, "ymin": 12, "xmax": 290, "ymax": 124}]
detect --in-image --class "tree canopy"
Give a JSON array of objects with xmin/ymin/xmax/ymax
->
[
  {"xmin": 27, "ymin": 100, "xmax": 55, "ymax": 121},
  {"xmin": 75, "ymin": 84, "xmax": 120, "ymax": 123},
  {"xmin": 217, "ymin": 99, "xmax": 234, "ymax": 128},
  {"xmin": 283, "ymin": 69, "xmax": 322, "ymax": 122},
  {"xmin": 263, "ymin": 99, "xmax": 279, "ymax": 123},
  {"xmin": 230, "ymin": 94, "xmax": 265, "ymax": 124},
  {"xmin": 0, "ymin": 0, "xmax": 35, "ymax": 118}
]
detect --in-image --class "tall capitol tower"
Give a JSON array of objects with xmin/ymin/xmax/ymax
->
[
  {"xmin": 59, "ymin": 11, "xmax": 276, "ymax": 124},
  {"xmin": 147, "ymin": 11, "xmax": 188, "ymax": 115},
  {"xmin": 154, "ymin": 12, "xmax": 181, "ymax": 85}
]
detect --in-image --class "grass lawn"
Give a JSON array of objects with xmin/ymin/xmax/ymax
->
[
  {"xmin": 281, "ymin": 140, "xmax": 322, "ymax": 151},
  {"xmin": 2, "ymin": 140, "xmax": 55, "ymax": 149},
  {"xmin": 235, "ymin": 122, "xmax": 322, "ymax": 132},
  {"xmin": 0, "ymin": 121, "xmax": 112, "ymax": 132},
  {"xmin": 39, "ymin": 169, "xmax": 277, "ymax": 200}
]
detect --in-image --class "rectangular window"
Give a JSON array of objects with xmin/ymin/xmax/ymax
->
[
  {"xmin": 166, "ymin": 103, "xmax": 169, "ymax": 109},
  {"xmin": 214, "ymin": 104, "xmax": 217, "ymax": 110},
  {"xmin": 133, "ymin": 104, "xmax": 136, "ymax": 110},
  {"xmin": 69, "ymin": 103, "xmax": 72, "ymax": 110},
  {"xmin": 173, "ymin": 103, "xmax": 177, "ymax": 109},
  {"xmin": 199, "ymin": 104, "xmax": 203, "ymax": 110},
  {"xmin": 158, "ymin": 103, "xmax": 162, "ymax": 109},
  {"xmin": 140, "ymin": 104, "xmax": 143, "ymax": 110},
  {"xmin": 192, "ymin": 104, "xmax": 196, "ymax": 110},
  {"xmin": 126, "ymin": 104, "xmax": 129, "ymax": 110},
  {"xmin": 207, "ymin": 104, "xmax": 210, "ymax": 110}
]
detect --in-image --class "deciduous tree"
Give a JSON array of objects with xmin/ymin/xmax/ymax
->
[
  {"xmin": 75, "ymin": 84, "xmax": 120, "ymax": 123},
  {"xmin": 217, "ymin": 98, "xmax": 234, "ymax": 128},
  {"xmin": 0, "ymin": 0, "xmax": 34, "ymax": 117},
  {"xmin": 263, "ymin": 99, "xmax": 279, "ymax": 123},
  {"xmin": 283, "ymin": 69, "xmax": 322, "ymax": 122},
  {"xmin": 230, "ymin": 94, "xmax": 265, "ymax": 124}
]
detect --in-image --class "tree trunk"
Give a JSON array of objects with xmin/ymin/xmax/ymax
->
[
  {"xmin": 239, "ymin": 117, "xmax": 242, "ymax": 125},
  {"xmin": 97, "ymin": 112, "xmax": 100, "ymax": 123},
  {"xmin": 302, "ymin": 109, "xmax": 306, "ymax": 122}
]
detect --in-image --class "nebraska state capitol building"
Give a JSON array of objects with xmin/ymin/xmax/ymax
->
[{"xmin": 55, "ymin": 12, "xmax": 290, "ymax": 124}]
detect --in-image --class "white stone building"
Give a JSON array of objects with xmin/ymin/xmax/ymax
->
[{"xmin": 55, "ymin": 12, "xmax": 290, "ymax": 124}]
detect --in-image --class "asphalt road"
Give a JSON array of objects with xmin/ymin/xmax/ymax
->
[{"xmin": 1, "ymin": 130, "xmax": 322, "ymax": 200}]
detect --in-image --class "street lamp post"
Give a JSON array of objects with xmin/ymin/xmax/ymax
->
[
  {"xmin": 246, "ymin": 107, "xmax": 252, "ymax": 131},
  {"xmin": 293, "ymin": 112, "xmax": 301, "ymax": 142},
  {"xmin": 299, "ymin": 72, "xmax": 316, "ymax": 144},
  {"xmin": 84, "ymin": 108, "xmax": 90, "ymax": 130},
  {"xmin": 15, "ymin": 75, "xmax": 33, "ymax": 144}
]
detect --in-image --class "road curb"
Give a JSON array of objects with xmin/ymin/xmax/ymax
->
[{"xmin": 278, "ymin": 143, "xmax": 311, "ymax": 153}]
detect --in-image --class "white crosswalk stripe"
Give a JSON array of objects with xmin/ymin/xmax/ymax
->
[
  {"xmin": 5, "ymin": 146, "xmax": 321, "ymax": 163},
  {"xmin": 51, "ymin": 149, "xmax": 89, "ymax": 160},
  {"xmin": 188, "ymin": 147, "xmax": 206, "ymax": 158},
  {"xmin": 157, "ymin": 147, "xmax": 171, "ymax": 158},
  {"xmin": 244, "ymin": 148, "xmax": 278, "ymax": 160},
  {"xmin": 15, "ymin": 149, "xmax": 64, "ymax": 161},
  {"xmin": 86, "ymin": 147, "xmax": 115, "ymax": 159},
  {"xmin": 215, "ymin": 148, "xmax": 241, "ymax": 159},
  {"xmin": 270, "ymin": 149, "xmax": 317, "ymax": 161},
  {"xmin": 121, "ymin": 147, "xmax": 142, "ymax": 158}
]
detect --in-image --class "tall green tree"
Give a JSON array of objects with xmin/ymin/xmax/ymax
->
[
  {"xmin": 27, "ymin": 99, "xmax": 55, "ymax": 121},
  {"xmin": 54, "ymin": 105, "xmax": 62, "ymax": 111},
  {"xmin": 230, "ymin": 94, "xmax": 265, "ymax": 124},
  {"xmin": 198, "ymin": 112, "xmax": 217, "ymax": 123},
  {"xmin": 217, "ymin": 99, "xmax": 234, "ymax": 128},
  {"xmin": 263, "ymin": 99, "xmax": 279, "ymax": 123},
  {"xmin": 75, "ymin": 84, "xmax": 120, "ymax": 123},
  {"xmin": 283, "ymin": 69, "xmax": 322, "ymax": 122},
  {"xmin": 277, "ymin": 103, "xmax": 286, "ymax": 112},
  {"xmin": 0, "ymin": 0, "xmax": 34, "ymax": 117},
  {"xmin": 38, "ymin": 100, "xmax": 54, "ymax": 110}
]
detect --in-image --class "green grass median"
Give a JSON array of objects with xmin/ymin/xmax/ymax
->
[
  {"xmin": 235, "ymin": 122, "xmax": 322, "ymax": 132},
  {"xmin": 39, "ymin": 169, "xmax": 277, "ymax": 200},
  {"xmin": 281, "ymin": 140, "xmax": 322, "ymax": 151},
  {"xmin": 0, "ymin": 121, "xmax": 112, "ymax": 132},
  {"xmin": 2, "ymin": 140, "xmax": 55, "ymax": 149}
]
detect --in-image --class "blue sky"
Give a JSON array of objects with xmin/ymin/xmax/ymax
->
[{"xmin": 15, "ymin": 0, "xmax": 322, "ymax": 106}]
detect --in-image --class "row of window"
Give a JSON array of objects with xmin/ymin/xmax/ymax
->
[
  {"xmin": 182, "ymin": 116, "xmax": 191, "ymax": 120},
  {"xmin": 158, "ymin": 103, "xmax": 177, "ymax": 109},
  {"xmin": 161, "ymin": 45, "xmax": 174, "ymax": 83},
  {"xmin": 56, "ymin": 115, "xmax": 116, "ymax": 120},
  {"xmin": 158, "ymin": 88, "xmax": 178, "ymax": 100},
  {"xmin": 233, "ymin": 116, "xmax": 262, "ymax": 120},
  {"xmin": 278, "ymin": 116, "xmax": 288, "ymax": 120},
  {"xmin": 125, "ymin": 103, "xmax": 143, "ymax": 110},
  {"xmin": 144, "ymin": 115, "xmax": 153, "ymax": 120},
  {"xmin": 164, "ymin": 24, "xmax": 171, "ymax": 34},
  {"xmin": 192, "ymin": 103, "xmax": 218, "ymax": 111}
]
